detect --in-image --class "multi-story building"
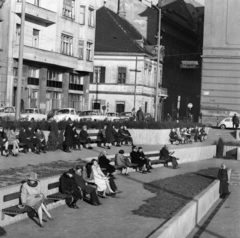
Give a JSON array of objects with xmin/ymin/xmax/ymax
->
[
  {"xmin": 201, "ymin": 0, "xmax": 240, "ymax": 125},
  {"xmin": 0, "ymin": 0, "xmax": 96, "ymax": 112},
  {"xmin": 100, "ymin": 0, "xmax": 204, "ymax": 121},
  {"xmin": 91, "ymin": 6, "xmax": 166, "ymax": 116}
]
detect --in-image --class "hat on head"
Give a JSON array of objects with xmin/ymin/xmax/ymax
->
[
  {"xmin": 119, "ymin": 149, "xmax": 124, "ymax": 154},
  {"xmin": 132, "ymin": 146, "xmax": 137, "ymax": 150},
  {"xmin": 28, "ymin": 172, "xmax": 39, "ymax": 181}
]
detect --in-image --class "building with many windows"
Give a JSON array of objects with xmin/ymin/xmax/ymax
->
[
  {"xmin": 0, "ymin": 0, "xmax": 96, "ymax": 112},
  {"xmin": 91, "ymin": 6, "xmax": 165, "ymax": 116}
]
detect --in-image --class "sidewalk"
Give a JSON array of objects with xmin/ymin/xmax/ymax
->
[
  {"xmin": 4, "ymin": 158, "xmax": 239, "ymax": 238},
  {"xmin": 0, "ymin": 141, "xmax": 210, "ymax": 170}
]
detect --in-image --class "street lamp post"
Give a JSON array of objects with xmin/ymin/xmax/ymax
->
[{"xmin": 15, "ymin": 0, "xmax": 26, "ymax": 120}]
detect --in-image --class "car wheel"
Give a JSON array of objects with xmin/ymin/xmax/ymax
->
[{"xmin": 220, "ymin": 124, "xmax": 226, "ymax": 129}]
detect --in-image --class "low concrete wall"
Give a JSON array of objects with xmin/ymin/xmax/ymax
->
[
  {"xmin": 223, "ymin": 145, "xmax": 240, "ymax": 160},
  {"xmin": 150, "ymin": 179, "xmax": 220, "ymax": 238},
  {"xmin": 0, "ymin": 175, "xmax": 62, "ymax": 227}
]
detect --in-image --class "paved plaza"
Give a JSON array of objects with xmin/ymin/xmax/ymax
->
[{"xmin": 3, "ymin": 157, "xmax": 240, "ymax": 238}]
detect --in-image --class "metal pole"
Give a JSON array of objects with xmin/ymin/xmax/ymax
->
[
  {"xmin": 155, "ymin": 6, "xmax": 161, "ymax": 122},
  {"xmin": 134, "ymin": 56, "xmax": 138, "ymax": 110},
  {"xmin": 15, "ymin": 0, "xmax": 26, "ymax": 120}
]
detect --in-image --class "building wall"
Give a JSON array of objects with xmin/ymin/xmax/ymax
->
[
  {"xmin": 91, "ymin": 54, "xmax": 161, "ymax": 114},
  {"xmin": 201, "ymin": 0, "xmax": 240, "ymax": 124},
  {"xmin": 0, "ymin": 0, "xmax": 96, "ymax": 112}
]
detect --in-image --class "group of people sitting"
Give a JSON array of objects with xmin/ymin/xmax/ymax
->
[
  {"xmin": 63, "ymin": 121, "xmax": 134, "ymax": 153},
  {"xmin": 169, "ymin": 126, "xmax": 207, "ymax": 144},
  {"xmin": 0, "ymin": 124, "xmax": 46, "ymax": 157}
]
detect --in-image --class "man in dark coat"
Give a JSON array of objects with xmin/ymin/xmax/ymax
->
[
  {"xmin": 64, "ymin": 121, "xmax": 74, "ymax": 152},
  {"xmin": 19, "ymin": 127, "xmax": 34, "ymax": 153},
  {"xmin": 79, "ymin": 125, "xmax": 92, "ymax": 149},
  {"xmin": 218, "ymin": 163, "xmax": 230, "ymax": 199},
  {"xmin": 136, "ymin": 107, "xmax": 144, "ymax": 122},
  {"xmin": 0, "ymin": 125, "xmax": 8, "ymax": 156},
  {"xmin": 130, "ymin": 146, "xmax": 148, "ymax": 173},
  {"xmin": 68, "ymin": 166, "xmax": 101, "ymax": 206},
  {"xmin": 159, "ymin": 145, "xmax": 179, "ymax": 169},
  {"xmin": 232, "ymin": 114, "xmax": 239, "ymax": 129},
  {"xmin": 25, "ymin": 125, "xmax": 41, "ymax": 154},
  {"xmin": 105, "ymin": 123, "xmax": 115, "ymax": 149}
]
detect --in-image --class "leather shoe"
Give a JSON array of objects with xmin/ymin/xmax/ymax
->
[{"xmin": 70, "ymin": 204, "xmax": 79, "ymax": 209}]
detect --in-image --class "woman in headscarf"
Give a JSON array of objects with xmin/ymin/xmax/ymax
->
[
  {"xmin": 21, "ymin": 172, "xmax": 53, "ymax": 227},
  {"xmin": 98, "ymin": 150, "xmax": 116, "ymax": 178},
  {"xmin": 218, "ymin": 163, "xmax": 230, "ymax": 199}
]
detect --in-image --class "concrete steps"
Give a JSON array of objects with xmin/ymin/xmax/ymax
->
[
  {"xmin": 207, "ymin": 128, "xmax": 236, "ymax": 142},
  {"xmin": 229, "ymin": 170, "xmax": 240, "ymax": 186}
]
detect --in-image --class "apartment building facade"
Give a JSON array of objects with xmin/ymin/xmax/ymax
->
[{"xmin": 0, "ymin": 0, "xmax": 96, "ymax": 112}]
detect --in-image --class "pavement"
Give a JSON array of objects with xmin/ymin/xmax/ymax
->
[{"xmin": 3, "ymin": 156, "xmax": 240, "ymax": 238}]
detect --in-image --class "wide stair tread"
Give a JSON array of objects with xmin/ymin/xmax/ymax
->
[
  {"xmin": 207, "ymin": 128, "xmax": 236, "ymax": 142},
  {"xmin": 230, "ymin": 170, "xmax": 240, "ymax": 185}
]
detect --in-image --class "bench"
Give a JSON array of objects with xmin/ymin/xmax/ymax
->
[
  {"xmin": 47, "ymin": 181, "xmax": 72, "ymax": 201},
  {"xmin": 1, "ymin": 191, "xmax": 33, "ymax": 220}
]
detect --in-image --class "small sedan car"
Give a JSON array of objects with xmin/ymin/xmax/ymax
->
[
  {"xmin": 53, "ymin": 108, "xmax": 80, "ymax": 122},
  {"xmin": 47, "ymin": 109, "xmax": 59, "ymax": 120},
  {"xmin": 119, "ymin": 112, "xmax": 132, "ymax": 121},
  {"xmin": 219, "ymin": 117, "xmax": 233, "ymax": 129},
  {"xmin": 78, "ymin": 110, "xmax": 107, "ymax": 121},
  {"xmin": 20, "ymin": 108, "xmax": 47, "ymax": 121},
  {"xmin": 106, "ymin": 112, "xmax": 120, "ymax": 121}
]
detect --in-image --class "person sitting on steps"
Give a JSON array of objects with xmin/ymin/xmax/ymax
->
[{"xmin": 159, "ymin": 145, "xmax": 179, "ymax": 169}]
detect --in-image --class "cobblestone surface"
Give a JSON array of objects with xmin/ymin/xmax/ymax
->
[{"xmin": 5, "ymin": 158, "xmax": 236, "ymax": 238}]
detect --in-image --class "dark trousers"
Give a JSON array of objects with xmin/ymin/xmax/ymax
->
[
  {"xmin": 71, "ymin": 188, "xmax": 82, "ymax": 204},
  {"xmin": 86, "ymin": 190, "xmax": 100, "ymax": 204},
  {"xmin": 39, "ymin": 139, "xmax": 46, "ymax": 151},
  {"xmin": 165, "ymin": 156, "xmax": 178, "ymax": 168},
  {"xmin": 109, "ymin": 177, "xmax": 117, "ymax": 192}
]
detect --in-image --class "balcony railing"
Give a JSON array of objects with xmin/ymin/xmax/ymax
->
[
  {"xmin": 47, "ymin": 80, "xmax": 62, "ymax": 89},
  {"xmin": 28, "ymin": 77, "xmax": 39, "ymax": 86},
  {"xmin": 69, "ymin": 84, "xmax": 83, "ymax": 91}
]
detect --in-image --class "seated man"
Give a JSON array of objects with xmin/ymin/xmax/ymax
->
[
  {"xmin": 19, "ymin": 127, "xmax": 34, "ymax": 153},
  {"xmin": 169, "ymin": 129, "xmax": 180, "ymax": 144},
  {"xmin": 35, "ymin": 127, "xmax": 46, "ymax": 153},
  {"xmin": 137, "ymin": 147, "xmax": 153, "ymax": 171},
  {"xmin": 79, "ymin": 125, "xmax": 92, "ymax": 149},
  {"xmin": 192, "ymin": 126, "xmax": 202, "ymax": 142},
  {"xmin": 112, "ymin": 125, "xmax": 123, "ymax": 147},
  {"xmin": 160, "ymin": 145, "xmax": 179, "ymax": 169},
  {"xmin": 114, "ymin": 149, "xmax": 137, "ymax": 176},
  {"xmin": 98, "ymin": 150, "xmax": 116, "ymax": 178},
  {"xmin": 130, "ymin": 146, "xmax": 148, "ymax": 173},
  {"xmin": 72, "ymin": 126, "xmax": 82, "ymax": 150},
  {"xmin": 200, "ymin": 127, "xmax": 207, "ymax": 141},
  {"xmin": 0, "ymin": 125, "xmax": 9, "ymax": 157},
  {"xmin": 60, "ymin": 170, "xmax": 82, "ymax": 209},
  {"xmin": 118, "ymin": 125, "xmax": 133, "ymax": 146},
  {"xmin": 25, "ymin": 125, "xmax": 41, "ymax": 154},
  {"xmin": 69, "ymin": 165, "xmax": 102, "ymax": 206}
]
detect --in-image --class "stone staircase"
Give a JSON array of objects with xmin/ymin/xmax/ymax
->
[
  {"xmin": 207, "ymin": 128, "xmax": 236, "ymax": 142},
  {"xmin": 230, "ymin": 170, "xmax": 240, "ymax": 186}
]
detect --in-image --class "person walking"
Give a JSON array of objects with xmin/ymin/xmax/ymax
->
[
  {"xmin": 105, "ymin": 122, "xmax": 115, "ymax": 149},
  {"xmin": 64, "ymin": 120, "xmax": 74, "ymax": 153},
  {"xmin": 232, "ymin": 114, "xmax": 239, "ymax": 129},
  {"xmin": 136, "ymin": 107, "xmax": 144, "ymax": 122}
]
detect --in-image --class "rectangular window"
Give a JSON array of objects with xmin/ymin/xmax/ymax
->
[
  {"xmin": 86, "ymin": 42, "xmax": 93, "ymax": 61},
  {"xmin": 69, "ymin": 74, "xmax": 83, "ymax": 91},
  {"xmin": 78, "ymin": 40, "xmax": 84, "ymax": 60},
  {"xmin": 32, "ymin": 29, "xmax": 39, "ymax": 48},
  {"xmin": 47, "ymin": 70, "xmax": 63, "ymax": 82},
  {"xmin": 80, "ymin": 6, "xmax": 85, "ymax": 25},
  {"xmin": 68, "ymin": 93, "xmax": 83, "ymax": 111},
  {"xmin": 16, "ymin": 24, "xmax": 21, "ymax": 45},
  {"xmin": 88, "ymin": 7, "xmax": 94, "ymax": 27},
  {"xmin": 28, "ymin": 67, "xmax": 39, "ymax": 78},
  {"xmin": 118, "ymin": 67, "xmax": 126, "ymax": 84},
  {"xmin": 61, "ymin": 34, "xmax": 73, "ymax": 56},
  {"xmin": 63, "ymin": 0, "xmax": 75, "ymax": 19},
  {"xmin": 93, "ymin": 67, "xmax": 106, "ymax": 84}
]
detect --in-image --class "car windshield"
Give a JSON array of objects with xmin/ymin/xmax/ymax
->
[
  {"xmin": 84, "ymin": 111, "xmax": 99, "ymax": 115},
  {"xmin": 57, "ymin": 109, "xmax": 70, "ymax": 115},
  {"xmin": 22, "ymin": 109, "xmax": 35, "ymax": 114},
  {"xmin": 121, "ymin": 112, "xmax": 131, "ymax": 117},
  {"xmin": 225, "ymin": 119, "xmax": 230, "ymax": 122},
  {"xmin": 4, "ymin": 107, "xmax": 15, "ymax": 113}
]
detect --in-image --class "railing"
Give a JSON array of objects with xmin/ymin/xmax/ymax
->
[
  {"xmin": 47, "ymin": 80, "xmax": 62, "ymax": 88},
  {"xmin": 27, "ymin": 77, "xmax": 39, "ymax": 86},
  {"xmin": 69, "ymin": 84, "xmax": 83, "ymax": 91}
]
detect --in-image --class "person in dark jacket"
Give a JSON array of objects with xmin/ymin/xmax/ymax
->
[
  {"xmin": 159, "ymin": 145, "xmax": 179, "ymax": 169},
  {"xmin": 64, "ymin": 121, "xmax": 74, "ymax": 152},
  {"xmin": 232, "ymin": 114, "xmax": 239, "ymax": 129},
  {"xmin": 19, "ymin": 127, "xmax": 34, "ymax": 153},
  {"xmin": 112, "ymin": 125, "xmax": 122, "ymax": 147},
  {"xmin": 105, "ymin": 122, "xmax": 115, "ymax": 149},
  {"xmin": 118, "ymin": 125, "xmax": 133, "ymax": 146},
  {"xmin": 72, "ymin": 126, "xmax": 82, "ymax": 150},
  {"xmin": 35, "ymin": 127, "xmax": 46, "ymax": 153},
  {"xmin": 136, "ymin": 107, "xmax": 144, "ymax": 122},
  {"xmin": 98, "ymin": 150, "xmax": 116, "ymax": 177},
  {"xmin": 0, "ymin": 125, "xmax": 9, "ymax": 157},
  {"xmin": 79, "ymin": 125, "xmax": 92, "ymax": 149},
  {"xmin": 218, "ymin": 163, "xmax": 230, "ymax": 199},
  {"xmin": 68, "ymin": 166, "xmax": 101, "ymax": 206},
  {"xmin": 60, "ymin": 170, "xmax": 82, "ymax": 209},
  {"xmin": 137, "ymin": 147, "xmax": 153, "ymax": 171},
  {"xmin": 130, "ymin": 146, "xmax": 148, "ymax": 173},
  {"xmin": 25, "ymin": 125, "xmax": 41, "ymax": 154}
]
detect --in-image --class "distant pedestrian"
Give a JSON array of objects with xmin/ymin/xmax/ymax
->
[
  {"xmin": 166, "ymin": 113, "xmax": 172, "ymax": 122},
  {"xmin": 218, "ymin": 163, "xmax": 230, "ymax": 199},
  {"xmin": 136, "ymin": 107, "xmax": 144, "ymax": 122},
  {"xmin": 131, "ymin": 108, "xmax": 136, "ymax": 121},
  {"xmin": 64, "ymin": 120, "xmax": 74, "ymax": 153},
  {"xmin": 232, "ymin": 114, "xmax": 239, "ymax": 129}
]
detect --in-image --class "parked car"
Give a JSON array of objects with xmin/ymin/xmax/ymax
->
[
  {"xmin": 106, "ymin": 112, "xmax": 120, "ymax": 121},
  {"xmin": 78, "ymin": 110, "xmax": 107, "ymax": 121},
  {"xmin": 219, "ymin": 117, "xmax": 233, "ymax": 129},
  {"xmin": 53, "ymin": 108, "xmax": 80, "ymax": 122},
  {"xmin": 119, "ymin": 112, "xmax": 132, "ymax": 121},
  {"xmin": 47, "ymin": 109, "xmax": 59, "ymax": 120},
  {"xmin": 0, "ymin": 106, "xmax": 15, "ymax": 121},
  {"xmin": 20, "ymin": 108, "xmax": 47, "ymax": 121}
]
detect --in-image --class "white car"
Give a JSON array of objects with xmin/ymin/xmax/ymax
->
[
  {"xmin": 106, "ymin": 112, "xmax": 120, "ymax": 121},
  {"xmin": 20, "ymin": 108, "xmax": 47, "ymax": 121},
  {"xmin": 53, "ymin": 108, "xmax": 79, "ymax": 122},
  {"xmin": 219, "ymin": 117, "xmax": 233, "ymax": 129},
  {"xmin": 0, "ymin": 106, "xmax": 16, "ymax": 121},
  {"xmin": 78, "ymin": 110, "xmax": 107, "ymax": 121}
]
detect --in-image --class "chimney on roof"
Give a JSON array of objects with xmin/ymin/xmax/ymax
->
[{"xmin": 118, "ymin": 0, "xmax": 126, "ymax": 18}]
